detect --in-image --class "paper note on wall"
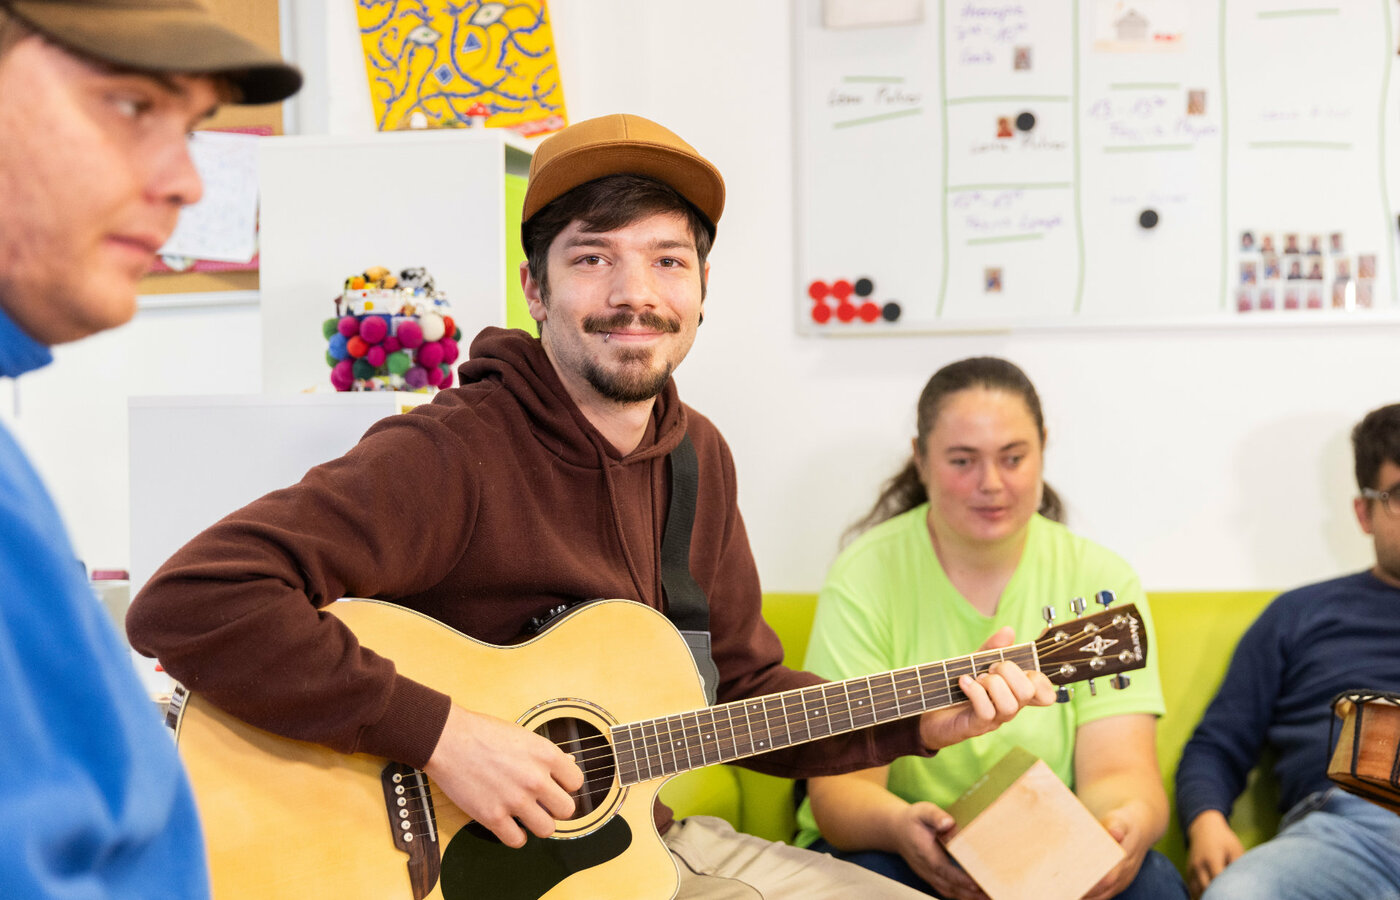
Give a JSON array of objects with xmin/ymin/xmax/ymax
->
[
  {"xmin": 159, "ymin": 131, "xmax": 260, "ymax": 264},
  {"xmin": 355, "ymin": 0, "xmax": 566, "ymax": 136}
]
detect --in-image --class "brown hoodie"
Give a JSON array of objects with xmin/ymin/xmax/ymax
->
[{"xmin": 128, "ymin": 327, "xmax": 926, "ymax": 830}]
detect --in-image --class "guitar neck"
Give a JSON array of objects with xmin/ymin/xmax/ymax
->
[{"xmin": 611, "ymin": 642, "xmax": 1038, "ymax": 785}]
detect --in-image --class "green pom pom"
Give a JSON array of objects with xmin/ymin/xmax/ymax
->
[
  {"xmin": 386, "ymin": 350, "xmax": 413, "ymax": 376},
  {"xmin": 453, "ymin": 326, "xmax": 462, "ymax": 341},
  {"xmin": 325, "ymin": 350, "xmax": 338, "ymax": 368},
  {"xmin": 352, "ymin": 358, "xmax": 375, "ymax": 380},
  {"xmin": 322, "ymin": 317, "xmax": 340, "ymax": 339}
]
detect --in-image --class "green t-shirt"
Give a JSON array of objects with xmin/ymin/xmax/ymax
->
[{"xmin": 794, "ymin": 506, "xmax": 1165, "ymax": 848}]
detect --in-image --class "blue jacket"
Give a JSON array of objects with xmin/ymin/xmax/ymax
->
[
  {"xmin": 0, "ymin": 309, "xmax": 208, "ymax": 897},
  {"xmin": 1176, "ymin": 570, "xmax": 1400, "ymax": 826}
]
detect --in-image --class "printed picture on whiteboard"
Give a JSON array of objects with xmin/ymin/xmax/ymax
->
[
  {"xmin": 355, "ymin": 0, "xmax": 566, "ymax": 136},
  {"xmin": 1093, "ymin": 1, "xmax": 1186, "ymax": 52}
]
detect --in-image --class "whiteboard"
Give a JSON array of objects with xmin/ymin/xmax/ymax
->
[{"xmin": 794, "ymin": 0, "xmax": 1400, "ymax": 332}]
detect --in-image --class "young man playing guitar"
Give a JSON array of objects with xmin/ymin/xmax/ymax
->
[
  {"xmin": 128, "ymin": 114, "xmax": 1059, "ymax": 900},
  {"xmin": 1177, "ymin": 403, "xmax": 1400, "ymax": 900}
]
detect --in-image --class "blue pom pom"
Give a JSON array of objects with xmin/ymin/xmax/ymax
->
[{"xmin": 328, "ymin": 333, "xmax": 350, "ymax": 360}]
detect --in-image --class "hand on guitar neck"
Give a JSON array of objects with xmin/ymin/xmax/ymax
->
[
  {"xmin": 423, "ymin": 625, "xmax": 1054, "ymax": 850},
  {"xmin": 914, "ymin": 625, "xmax": 1057, "ymax": 752},
  {"xmin": 424, "ymin": 705, "xmax": 585, "ymax": 849}
]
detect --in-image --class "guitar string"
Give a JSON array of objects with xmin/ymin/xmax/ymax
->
[
  {"xmin": 564, "ymin": 643, "xmax": 1117, "ymax": 769},
  {"xmin": 407, "ymin": 646, "xmax": 1130, "ymax": 810},
  {"xmin": 502, "ymin": 645, "xmax": 1123, "ymax": 775}
]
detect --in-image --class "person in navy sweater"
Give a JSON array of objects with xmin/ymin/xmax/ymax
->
[
  {"xmin": 1176, "ymin": 402, "xmax": 1400, "ymax": 899},
  {"xmin": 0, "ymin": 2, "xmax": 299, "ymax": 895}
]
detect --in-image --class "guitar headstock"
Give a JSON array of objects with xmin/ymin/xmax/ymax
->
[{"xmin": 1034, "ymin": 603, "xmax": 1148, "ymax": 686}]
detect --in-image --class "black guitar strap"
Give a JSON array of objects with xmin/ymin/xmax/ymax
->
[{"xmin": 662, "ymin": 432, "xmax": 719, "ymax": 704}]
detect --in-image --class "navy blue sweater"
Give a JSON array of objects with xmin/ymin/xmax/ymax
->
[{"xmin": 1176, "ymin": 571, "xmax": 1400, "ymax": 827}]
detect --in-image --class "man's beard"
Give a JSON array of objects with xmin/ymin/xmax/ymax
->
[{"xmin": 581, "ymin": 310, "xmax": 681, "ymax": 403}]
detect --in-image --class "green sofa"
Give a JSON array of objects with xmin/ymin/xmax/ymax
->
[{"xmin": 659, "ymin": 590, "xmax": 1282, "ymax": 873}]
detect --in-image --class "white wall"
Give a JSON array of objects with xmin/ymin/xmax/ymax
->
[
  {"xmin": 14, "ymin": 0, "xmax": 1398, "ymax": 594},
  {"xmin": 542, "ymin": 1, "xmax": 1397, "ymax": 592}
]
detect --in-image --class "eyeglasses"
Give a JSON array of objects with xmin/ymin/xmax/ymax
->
[{"xmin": 1361, "ymin": 488, "xmax": 1399, "ymax": 516}]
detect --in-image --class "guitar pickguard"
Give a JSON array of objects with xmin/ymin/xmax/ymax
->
[{"xmin": 439, "ymin": 818, "xmax": 632, "ymax": 900}]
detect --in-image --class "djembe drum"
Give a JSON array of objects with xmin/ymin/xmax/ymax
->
[{"xmin": 1328, "ymin": 690, "xmax": 1400, "ymax": 815}]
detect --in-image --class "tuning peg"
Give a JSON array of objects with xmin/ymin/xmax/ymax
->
[
  {"xmin": 1041, "ymin": 605, "xmax": 1057, "ymax": 627},
  {"xmin": 1071, "ymin": 596, "xmax": 1086, "ymax": 617},
  {"xmin": 1112, "ymin": 674, "xmax": 1131, "ymax": 690},
  {"xmin": 1087, "ymin": 678, "xmax": 1098, "ymax": 697},
  {"xmin": 1055, "ymin": 685, "xmax": 1072, "ymax": 703},
  {"xmin": 1096, "ymin": 590, "xmax": 1116, "ymax": 609}
]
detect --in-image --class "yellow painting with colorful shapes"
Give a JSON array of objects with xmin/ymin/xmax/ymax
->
[{"xmin": 356, "ymin": 0, "xmax": 567, "ymax": 136}]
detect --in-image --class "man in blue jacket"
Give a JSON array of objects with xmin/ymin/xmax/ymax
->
[
  {"xmin": 0, "ymin": 1, "xmax": 299, "ymax": 894},
  {"xmin": 1176, "ymin": 403, "xmax": 1400, "ymax": 899}
]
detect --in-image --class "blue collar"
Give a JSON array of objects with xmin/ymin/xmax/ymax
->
[{"xmin": 0, "ymin": 306, "xmax": 53, "ymax": 378}]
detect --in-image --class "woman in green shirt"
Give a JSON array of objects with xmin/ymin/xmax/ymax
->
[{"xmin": 799, "ymin": 357, "xmax": 1185, "ymax": 900}]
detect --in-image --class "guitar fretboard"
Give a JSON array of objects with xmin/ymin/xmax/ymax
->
[{"xmin": 611, "ymin": 643, "xmax": 1038, "ymax": 785}]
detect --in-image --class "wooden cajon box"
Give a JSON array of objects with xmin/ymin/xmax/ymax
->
[{"xmin": 941, "ymin": 746, "xmax": 1124, "ymax": 900}]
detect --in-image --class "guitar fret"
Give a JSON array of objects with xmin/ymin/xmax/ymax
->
[
  {"xmin": 613, "ymin": 725, "xmax": 635, "ymax": 784},
  {"xmin": 803, "ymin": 684, "xmax": 835, "ymax": 740},
  {"xmin": 892, "ymin": 669, "xmax": 921, "ymax": 713},
  {"xmin": 653, "ymin": 717, "xmax": 674, "ymax": 778},
  {"xmin": 679, "ymin": 713, "xmax": 702, "ymax": 771},
  {"xmin": 719, "ymin": 703, "xmax": 740, "ymax": 760},
  {"xmin": 698, "ymin": 708, "xmax": 718, "ymax": 767},
  {"xmin": 849, "ymin": 677, "xmax": 876, "ymax": 730},
  {"xmin": 755, "ymin": 698, "xmax": 772, "ymax": 754}
]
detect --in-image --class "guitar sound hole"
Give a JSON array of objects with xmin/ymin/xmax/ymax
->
[{"xmin": 536, "ymin": 717, "xmax": 616, "ymax": 819}]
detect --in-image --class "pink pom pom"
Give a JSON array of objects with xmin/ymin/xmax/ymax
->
[
  {"xmin": 330, "ymin": 359, "xmax": 354, "ymax": 391},
  {"xmin": 439, "ymin": 337, "xmax": 460, "ymax": 364},
  {"xmin": 416, "ymin": 340, "xmax": 444, "ymax": 369},
  {"xmin": 383, "ymin": 336, "xmax": 401, "ymax": 352},
  {"xmin": 337, "ymin": 315, "xmax": 359, "ymax": 337},
  {"xmin": 397, "ymin": 319, "xmax": 424, "ymax": 349},
  {"xmin": 359, "ymin": 315, "xmax": 388, "ymax": 344},
  {"xmin": 366, "ymin": 345, "xmax": 387, "ymax": 367}
]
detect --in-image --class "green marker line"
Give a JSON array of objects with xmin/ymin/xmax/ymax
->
[
  {"xmin": 1103, "ymin": 144, "xmax": 1195, "ymax": 153},
  {"xmin": 1247, "ymin": 140, "xmax": 1352, "ymax": 150},
  {"xmin": 842, "ymin": 76, "xmax": 905, "ymax": 84},
  {"xmin": 967, "ymin": 233, "xmax": 1046, "ymax": 246},
  {"xmin": 948, "ymin": 182, "xmax": 1074, "ymax": 192},
  {"xmin": 947, "ymin": 94, "xmax": 1071, "ymax": 105},
  {"xmin": 1257, "ymin": 8, "xmax": 1339, "ymax": 18},
  {"xmin": 1109, "ymin": 82, "xmax": 1180, "ymax": 90},
  {"xmin": 833, "ymin": 108, "xmax": 923, "ymax": 129}
]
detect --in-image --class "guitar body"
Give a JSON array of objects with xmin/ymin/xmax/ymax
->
[{"xmin": 175, "ymin": 599, "xmax": 707, "ymax": 900}]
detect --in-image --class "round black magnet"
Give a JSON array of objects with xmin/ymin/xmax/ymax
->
[
  {"xmin": 881, "ymin": 301, "xmax": 902, "ymax": 322},
  {"xmin": 854, "ymin": 277, "xmax": 874, "ymax": 297},
  {"xmin": 1015, "ymin": 111, "xmax": 1035, "ymax": 132},
  {"xmin": 1139, "ymin": 209, "xmax": 1159, "ymax": 229}
]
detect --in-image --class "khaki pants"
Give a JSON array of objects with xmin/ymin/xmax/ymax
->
[{"xmin": 664, "ymin": 815, "xmax": 930, "ymax": 899}]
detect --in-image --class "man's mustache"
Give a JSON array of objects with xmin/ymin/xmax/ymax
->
[{"xmin": 583, "ymin": 311, "xmax": 682, "ymax": 335}]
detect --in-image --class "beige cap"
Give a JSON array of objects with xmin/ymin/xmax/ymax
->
[
  {"xmin": 5, "ymin": 0, "xmax": 302, "ymax": 104},
  {"xmin": 522, "ymin": 113, "xmax": 725, "ymax": 232}
]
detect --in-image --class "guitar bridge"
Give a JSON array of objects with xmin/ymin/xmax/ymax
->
[{"xmin": 380, "ymin": 762, "xmax": 441, "ymax": 900}]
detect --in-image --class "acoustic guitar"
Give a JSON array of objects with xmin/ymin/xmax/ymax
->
[{"xmin": 171, "ymin": 597, "xmax": 1147, "ymax": 900}]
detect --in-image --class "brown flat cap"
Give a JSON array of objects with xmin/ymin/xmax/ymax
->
[
  {"xmin": 523, "ymin": 113, "xmax": 725, "ymax": 232},
  {"xmin": 5, "ymin": 0, "xmax": 301, "ymax": 104}
]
